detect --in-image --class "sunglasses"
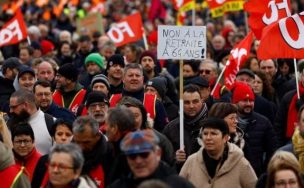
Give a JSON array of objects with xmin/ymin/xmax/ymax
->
[
  {"xmin": 199, "ymin": 69, "xmax": 211, "ymax": 74},
  {"xmin": 127, "ymin": 152, "xmax": 151, "ymax": 160}
]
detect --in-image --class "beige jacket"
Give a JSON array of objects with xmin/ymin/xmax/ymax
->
[{"xmin": 180, "ymin": 143, "xmax": 257, "ymax": 188}]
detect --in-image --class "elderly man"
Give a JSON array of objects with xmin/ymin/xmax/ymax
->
[
  {"xmin": 72, "ymin": 116, "xmax": 112, "ymax": 188},
  {"xmin": 180, "ymin": 118, "xmax": 257, "ymax": 188},
  {"xmin": 36, "ymin": 59, "xmax": 57, "ymax": 87},
  {"xmin": 108, "ymin": 130, "xmax": 194, "ymax": 188}
]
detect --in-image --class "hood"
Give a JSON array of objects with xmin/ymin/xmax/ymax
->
[{"xmin": 0, "ymin": 142, "xmax": 15, "ymax": 170}]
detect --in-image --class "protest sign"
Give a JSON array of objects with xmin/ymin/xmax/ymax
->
[
  {"xmin": 157, "ymin": 25, "xmax": 206, "ymax": 60},
  {"xmin": 76, "ymin": 12, "xmax": 104, "ymax": 35}
]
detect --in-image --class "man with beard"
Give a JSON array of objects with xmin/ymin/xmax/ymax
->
[
  {"xmin": 139, "ymin": 51, "xmax": 159, "ymax": 80},
  {"xmin": 72, "ymin": 116, "xmax": 112, "ymax": 188},
  {"xmin": 232, "ymin": 82, "xmax": 277, "ymax": 177},
  {"xmin": 53, "ymin": 63, "xmax": 86, "ymax": 116},
  {"xmin": 163, "ymin": 84, "xmax": 208, "ymax": 172},
  {"xmin": 109, "ymin": 63, "xmax": 168, "ymax": 132},
  {"xmin": 106, "ymin": 54, "xmax": 125, "ymax": 94},
  {"xmin": 8, "ymin": 89, "xmax": 55, "ymax": 155},
  {"xmin": 86, "ymin": 91, "xmax": 109, "ymax": 133},
  {"xmin": 33, "ymin": 80, "xmax": 75, "ymax": 121},
  {"xmin": 79, "ymin": 53, "xmax": 105, "ymax": 88}
]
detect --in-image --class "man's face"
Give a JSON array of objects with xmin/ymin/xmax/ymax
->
[
  {"xmin": 202, "ymin": 128, "xmax": 228, "ymax": 156},
  {"xmin": 260, "ymin": 59, "xmax": 277, "ymax": 78},
  {"xmin": 141, "ymin": 56, "xmax": 155, "ymax": 73},
  {"xmin": 37, "ymin": 62, "xmax": 55, "ymax": 82},
  {"xmin": 87, "ymin": 102, "xmax": 108, "ymax": 124},
  {"xmin": 61, "ymin": 44, "xmax": 71, "ymax": 56},
  {"xmin": 9, "ymin": 97, "xmax": 31, "ymax": 122},
  {"xmin": 55, "ymin": 74, "xmax": 69, "ymax": 90},
  {"xmin": 236, "ymin": 99, "xmax": 255, "ymax": 115},
  {"xmin": 108, "ymin": 64, "xmax": 123, "ymax": 80},
  {"xmin": 19, "ymin": 73, "xmax": 36, "ymax": 91},
  {"xmin": 86, "ymin": 62, "xmax": 101, "ymax": 75},
  {"xmin": 126, "ymin": 148, "xmax": 161, "ymax": 179},
  {"xmin": 199, "ymin": 63, "xmax": 217, "ymax": 81},
  {"xmin": 183, "ymin": 91, "xmax": 203, "ymax": 117},
  {"xmin": 236, "ymin": 74, "xmax": 254, "ymax": 88},
  {"xmin": 34, "ymin": 85, "xmax": 52, "ymax": 111},
  {"xmin": 73, "ymin": 124, "xmax": 100, "ymax": 152},
  {"xmin": 13, "ymin": 134, "xmax": 34, "ymax": 157},
  {"xmin": 79, "ymin": 41, "xmax": 91, "ymax": 54},
  {"xmin": 92, "ymin": 82, "xmax": 109, "ymax": 96},
  {"xmin": 123, "ymin": 68, "xmax": 144, "ymax": 92},
  {"xmin": 49, "ymin": 152, "xmax": 80, "ymax": 187}
]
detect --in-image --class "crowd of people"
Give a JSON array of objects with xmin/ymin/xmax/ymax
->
[{"xmin": 1, "ymin": 0, "xmax": 304, "ymax": 188}]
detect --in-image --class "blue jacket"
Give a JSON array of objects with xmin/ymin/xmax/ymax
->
[{"xmin": 45, "ymin": 102, "xmax": 76, "ymax": 122}]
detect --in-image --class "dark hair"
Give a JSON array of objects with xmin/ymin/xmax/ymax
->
[
  {"xmin": 50, "ymin": 119, "xmax": 73, "ymax": 138},
  {"xmin": 11, "ymin": 123, "xmax": 35, "ymax": 141},
  {"xmin": 184, "ymin": 60, "xmax": 200, "ymax": 75},
  {"xmin": 2, "ymin": 57, "xmax": 21, "ymax": 74},
  {"xmin": 33, "ymin": 80, "xmax": 52, "ymax": 93},
  {"xmin": 200, "ymin": 117, "xmax": 229, "ymax": 136},
  {"xmin": 78, "ymin": 35, "xmax": 91, "ymax": 42},
  {"xmin": 254, "ymin": 71, "xmax": 275, "ymax": 101},
  {"xmin": 184, "ymin": 84, "xmax": 201, "ymax": 97},
  {"xmin": 118, "ymin": 96, "xmax": 148, "ymax": 129},
  {"xmin": 208, "ymin": 102, "xmax": 237, "ymax": 119},
  {"xmin": 241, "ymin": 56, "xmax": 258, "ymax": 71},
  {"xmin": 20, "ymin": 46, "xmax": 34, "ymax": 56},
  {"xmin": 107, "ymin": 106, "xmax": 136, "ymax": 133},
  {"xmin": 277, "ymin": 58, "xmax": 294, "ymax": 74}
]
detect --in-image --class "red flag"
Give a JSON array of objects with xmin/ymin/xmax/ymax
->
[
  {"xmin": 107, "ymin": 13, "xmax": 143, "ymax": 47},
  {"xmin": 206, "ymin": 0, "xmax": 244, "ymax": 18},
  {"xmin": 244, "ymin": 0, "xmax": 291, "ymax": 39},
  {"xmin": 224, "ymin": 32, "xmax": 254, "ymax": 89},
  {"xmin": 257, "ymin": 11, "xmax": 304, "ymax": 59},
  {"xmin": 0, "ymin": 9, "xmax": 27, "ymax": 47}
]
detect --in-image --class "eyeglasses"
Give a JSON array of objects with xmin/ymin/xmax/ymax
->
[
  {"xmin": 199, "ymin": 69, "xmax": 211, "ymax": 75},
  {"xmin": 275, "ymin": 179, "xmax": 298, "ymax": 187},
  {"xmin": 14, "ymin": 139, "xmax": 32, "ymax": 145},
  {"xmin": 49, "ymin": 163, "xmax": 74, "ymax": 171},
  {"xmin": 127, "ymin": 152, "xmax": 151, "ymax": 160},
  {"xmin": 89, "ymin": 102, "xmax": 107, "ymax": 110},
  {"xmin": 9, "ymin": 102, "xmax": 25, "ymax": 110}
]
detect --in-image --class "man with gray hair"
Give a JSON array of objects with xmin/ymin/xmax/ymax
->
[{"xmin": 72, "ymin": 116, "xmax": 112, "ymax": 188}]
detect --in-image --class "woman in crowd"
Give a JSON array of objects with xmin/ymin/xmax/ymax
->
[
  {"xmin": 266, "ymin": 151, "xmax": 304, "ymax": 188},
  {"xmin": 253, "ymin": 71, "xmax": 275, "ymax": 102},
  {"xmin": 32, "ymin": 119, "xmax": 73, "ymax": 188},
  {"xmin": 208, "ymin": 102, "xmax": 245, "ymax": 149}
]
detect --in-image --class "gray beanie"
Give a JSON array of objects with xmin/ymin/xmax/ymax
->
[{"xmin": 91, "ymin": 74, "xmax": 110, "ymax": 89}]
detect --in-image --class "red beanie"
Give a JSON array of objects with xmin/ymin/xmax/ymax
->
[
  {"xmin": 232, "ymin": 82, "xmax": 255, "ymax": 104},
  {"xmin": 40, "ymin": 40, "xmax": 54, "ymax": 55}
]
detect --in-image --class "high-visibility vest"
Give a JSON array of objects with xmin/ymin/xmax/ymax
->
[{"xmin": 0, "ymin": 165, "xmax": 25, "ymax": 188}]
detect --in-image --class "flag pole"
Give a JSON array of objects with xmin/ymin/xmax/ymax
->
[
  {"xmin": 211, "ymin": 63, "xmax": 227, "ymax": 96},
  {"xmin": 294, "ymin": 58, "xmax": 300, "ymax": 99},
  {"xmin": 192, "ymin": 0, "xmax": 196, "ymax": 25},
  {"xmin": 142, "ymin": 31, "xmax": 149, "ymax": 50},
  {"xmin": 27, "ymin": 36, "xmax": 31, "ymax": 46},
  {"xmin": 244, "ymin": 11, "xmax": 249, "ymax": 35},
  {"xmin": 179, "ymin": 59, "xmax": 184, "ymax": 150}
]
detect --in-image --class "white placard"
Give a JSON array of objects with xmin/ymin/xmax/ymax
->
[{"xmin": 157, "ymin": 25, "xmax": 206, "ymax": 60}]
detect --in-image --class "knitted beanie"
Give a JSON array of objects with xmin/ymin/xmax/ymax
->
[
  {"xmin": 85, "ymin": 53, "xmax": 104, "ymax": 70},
  {"xmin": 106, "ymin": 54, "xmax": 125, "ymax": 73},
  {"xmin": 232, "ymin": 82, "xmax": 255, "ymax": 104},
  {"xmin": 139, "ymin": 51, "xmax": 156, "ymax": 64},
  {"xmin": 86, "ymin": 91, "xmax": 109, "ymax": 108},
  {"xmin": 57, "ymin": 63, "xmax": 79, "ymax": 82},
  {"xmin": 146, "ymin": 76, "xmax": 167, "ymax": 99},
  {"xmin": 91, "ymin": 74, "xmax": 110, "ymax": 89}
]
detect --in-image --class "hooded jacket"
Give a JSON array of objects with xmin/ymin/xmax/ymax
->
[{"xmin": 180, "ymin": 143, "xmax": 257, "ymax": 188}]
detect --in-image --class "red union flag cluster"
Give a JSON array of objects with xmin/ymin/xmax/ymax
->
[
  {"xmin": 257, "ymin": 12, "xmax": 304, "ymax": 59},
  {"xmin": 244, "ymin": 0, "xmax": 291, "ymax": 39},
  {"xmin": 224, "ymin": 32, "xmax": 254, "ymax": 89},
  {"xmin": 206, "ymin": 0, "xmax": 244, "ymax": 18},
  {"xmin": 107, "ymin": 12, "xmax": 143, "ymax": 47},
  {"xmin": 0, "ymin": 9, "xmax": 27, "ymax": 48}
]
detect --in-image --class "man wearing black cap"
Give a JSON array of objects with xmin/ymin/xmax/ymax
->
[
  {"xmin": 106, "ymin": 54, "xmax": 125, "ymax": 94},
  {"xmin": 86, "ymin": 91, "xmax": 109, "ymax": 133},
  {"xmin": 53, "ymin": 63, "xmax": 87, "ymax": 115},
  {"xmin": 0, "ymin": 57, "xmax": 21, "ymax": 108},
  {"xmin": 145, "ymin": 77, "xmax": 178, "ymax": 121}
]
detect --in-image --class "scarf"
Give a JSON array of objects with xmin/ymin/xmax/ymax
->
[
  {"xmin": 287, "ymin": 84, "xmax": 304, "ymax": 137},
  {"xmin": 292, "ymin": 127, "xmax": 304, "ymax": 173}
]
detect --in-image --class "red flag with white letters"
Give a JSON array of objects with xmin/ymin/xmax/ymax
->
[
  {"xmin": 224, "ymin": 32, "xmax": 254, "ymax": 89},
  {"xmin": 257, "ymin": 12, "xmax": 304, "ymax": 59},
  {"xmin": 107, "ymin": 12, "xmax": 143, "ymax": 47},
  {"xmin": 244, "ymin": 0, "xmax": 291, "ymax": 39},
  {"xmin": 0, "ymin": 9, "xmax": 27, "ymax": 47}
]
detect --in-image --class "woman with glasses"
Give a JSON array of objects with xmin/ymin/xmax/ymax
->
[
  {"xmin": 44, "ymin": 143, "xmax": 97, "ymax": 188},
  {"xmin": 266, "ymin": 151, "xmax": 304, "ymax": 188},
  {"xmin": 32, "ymin": 119, "xmax": 73, "ymax": 188},
  {"xmin": 11, "ymin": 123, "xmax": 41, "ymax": 182},
  {"xmin": 208, "ymin": 102, "xmax": 245, "ymax": 149}
]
